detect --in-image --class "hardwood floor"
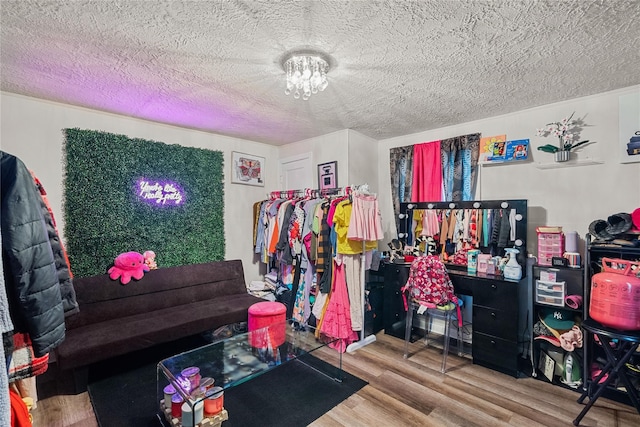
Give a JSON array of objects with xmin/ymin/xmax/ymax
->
[{"xmin": 31, "ymin": 332, "xmax": 639, "ymax": 426}]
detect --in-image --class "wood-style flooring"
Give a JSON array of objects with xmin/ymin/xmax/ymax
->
[{"xmin": 31, "ymin": 332, "xmax": 640, "ymax": 426}]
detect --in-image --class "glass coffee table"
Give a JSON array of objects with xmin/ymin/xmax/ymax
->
[{"xmin": 156, "ymin": 320, "xmax": 342, "ymax": 427}]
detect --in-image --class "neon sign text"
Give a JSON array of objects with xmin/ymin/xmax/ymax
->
[{"xmin": 137, "ymin": 179, "xmax": 184, "ymax": 206}]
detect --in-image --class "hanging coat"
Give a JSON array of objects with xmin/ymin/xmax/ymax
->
[
  {"xmin": 30, "ymin": 171, "xmax": 78, "ymax": 317},
  {"xmin": 1, "ymin": 151, "xmax": 65, "ymax": 357}
]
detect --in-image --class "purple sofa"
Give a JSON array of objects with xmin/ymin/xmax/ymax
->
[{"xmin": 54, "ymin": 259, "xmax": 263, "ymax": 392}]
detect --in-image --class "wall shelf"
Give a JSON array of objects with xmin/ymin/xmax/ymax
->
[
  {"xmin": 481, "ymin": 159, "xmax": 532, "ymax": 167},
  {"xmin": 535, "ymin": 158, "xmax": 604, "ymax": 169}
]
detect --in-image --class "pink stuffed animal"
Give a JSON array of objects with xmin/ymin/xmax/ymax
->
[
  {"xmin": 143, "ymin": 250, "xmax": 158, "ymax": 270},
  {"xmin": 108, "ymin": 251, "xmax": 149, "ymax": 285}
]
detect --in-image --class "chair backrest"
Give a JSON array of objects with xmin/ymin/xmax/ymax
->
[{"xmin": 402, "ymin": 255, "xmax": 456, "ymax": 306}]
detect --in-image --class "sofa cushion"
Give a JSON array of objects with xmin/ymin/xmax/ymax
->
[{"xmin": 56, "ymin": 292, "xmax": 261, "ymax": 370}]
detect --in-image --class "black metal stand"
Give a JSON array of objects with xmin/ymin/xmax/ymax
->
[{"xmin": 573, "ymin": 319, "xmax": 640, "ymax": 426}]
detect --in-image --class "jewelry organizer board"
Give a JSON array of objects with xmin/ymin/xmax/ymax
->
[{"xmin": 397, "ymin": 199, "xmax": 528, "ymax": 273}]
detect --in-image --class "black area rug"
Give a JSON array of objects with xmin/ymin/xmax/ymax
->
[{"xmin": 88, "ymin": 336, "xmax": 367, "ymax": 427}]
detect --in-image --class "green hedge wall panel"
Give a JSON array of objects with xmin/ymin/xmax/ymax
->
[{"xmin": 63, "ymin": 128, "xmax": 225, "ymax": 277}]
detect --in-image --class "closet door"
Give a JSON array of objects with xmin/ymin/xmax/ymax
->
[{"xmin": 278, "ymin": 153, "xmax": 313, "ymax": 189}]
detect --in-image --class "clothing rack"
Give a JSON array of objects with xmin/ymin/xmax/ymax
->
[
  {"xmin": 261, "ymin": 186, "xmax": 348, "ymax": 321},
  {"xmin": 267, "ymin": 188, "xmax": 313, "ymax": 200},
  {"xmin": 258, "ymin": 184, "xmax": 379, "ymax": 353},
  {"xmin": 267, "ymin": 186, "xmax": 352, "ymax": 201}
]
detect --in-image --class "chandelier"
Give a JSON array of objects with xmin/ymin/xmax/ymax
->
[{"xmin": 282, "ymin": 50, "xmax": 330, "ymax": 100}]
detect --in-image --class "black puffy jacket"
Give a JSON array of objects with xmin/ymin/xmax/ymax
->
[
  {"xmin": 32, "ymin": 172, "xmax": 79, "ymax": 317},
  {"xmin": 1, "ymin": 151, "xmax": 65, "ymax": 357}
]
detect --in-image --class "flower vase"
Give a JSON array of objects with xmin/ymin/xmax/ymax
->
[{"xmin": 554, "ymin": 150, "xmax": 570, "ymax": 162}]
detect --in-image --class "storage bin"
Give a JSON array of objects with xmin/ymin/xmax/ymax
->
[
  {"xmin": 537, "ymin": 228, "xmax": 564, "ymax": 266},
  {"xmin": 535, "ymin": 280, "xmax": 566, "ymax": 307}
]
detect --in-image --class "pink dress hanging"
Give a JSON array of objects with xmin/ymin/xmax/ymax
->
[{"xmin": 319, "ymin": 262, "xmax": 359, "ymax": 352}]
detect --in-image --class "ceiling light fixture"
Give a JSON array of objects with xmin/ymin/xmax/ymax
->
[{"xmin": 282, "ymin": 50, "xmax": 330, "ymax": 100}]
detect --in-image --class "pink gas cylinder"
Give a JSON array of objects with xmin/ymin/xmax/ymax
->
[{"xmin": 589, "ymin": 258, "xmax": 640, "ymax": 330}]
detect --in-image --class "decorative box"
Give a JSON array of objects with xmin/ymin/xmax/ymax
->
[{"xmin": 477, "ymin": 254, "xmax": 491, "ymax": 274}]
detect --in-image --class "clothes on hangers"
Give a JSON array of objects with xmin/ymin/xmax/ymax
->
[
  {"xmin": 347, "ymin": 192, "xmax": 384, "ymax": 242},
  {"xmin": 252, "ymin": 200, "xmax": 262, "ymax": 248},
  {"xmin": 319, "ymin": 261, "xmax": 359, "ymax": 352},
  {"xmin": 341, "ymin": 254, "xmax": 363, "ymax": 331},
  {"xmin": 9, "ymin": 388, "xmax": 31, "ymax": 427},
  {"xmin": 405, "ymin": 206, "xmax": 518, "ymax": 262},
  {"xmin": 1, "ymin": 151, "xmax": 65, "ymax": 358},
  {"xmin": 333, "ymin": 199, "xmax": 376, "ymax": 256},
  {"xmin": 253, "ymin": 186, "xmax": 383, "ymax": 350},
  {"xmin": 2, "ymin": 151, "xmax": 74, "ymax": 424},
  {"xmin": 0, "ymin": 232, "xmax": 14, "ymax": 427},
  {"xmin": 29, "ymin": 170, "xmax": 78, "ymax": 317}
]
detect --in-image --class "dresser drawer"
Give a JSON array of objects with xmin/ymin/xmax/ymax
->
[
  {"xmin": 472, "ymin": 332, "xmax": 519, "ymax": 375},
  {"xmin": 449, "ymin": 273, "xmax": 475, "ymax": 294},
  {"xmin": 385, "ymin": 264, "xmax": 410, "ymax": 283},
  {"xmin": 472, "ymin": 306, "xmax": 519, "ymax": 341},
  {"xmin": 383, "ymin": 263, "xmax": 410, "ymax": 338},
  {"xmin": 472, "ymin": 279, "xmax": 518, "ymax": 311}
]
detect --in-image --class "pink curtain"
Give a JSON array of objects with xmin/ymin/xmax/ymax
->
[{"xmin": 411, "ymin": 141, "xmax": 442, "ymax": 202}]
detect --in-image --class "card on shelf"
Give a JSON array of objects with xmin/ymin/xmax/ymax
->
[{"xmin": 540, "ymin": 270, "xmax": 557, "ymax": 282}]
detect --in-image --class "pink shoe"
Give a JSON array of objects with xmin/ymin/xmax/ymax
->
[{"xmin": 590, "ymin": 363, "xmax": 609, "ymax": 384}]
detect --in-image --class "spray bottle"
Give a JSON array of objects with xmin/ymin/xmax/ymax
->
[{"xmin": 503, "ymin": 247, "xmax": 522, "ymax": 280}]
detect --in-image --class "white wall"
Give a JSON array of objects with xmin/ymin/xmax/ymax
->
[
  {"xmin": 347, "ymin": 129, "xmax": 379, "ymax": 191},
  {"xmin": 278, "ymin": 129, "xmax": 349, "ymax": 188},
  {"xmin": 276, "ymin": 129, "xmax": 379, "ymax": 190},
  {"xmin": 0, "ymin": 92, "xmax": 278, "ymax": 283},
  {"xmin": 377, "ymin": 85, "xmax": 640, "ymax": 256}
]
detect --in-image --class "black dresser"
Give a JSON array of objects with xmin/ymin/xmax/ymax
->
[{"xmin": 382, "ymin": 262, "xmax": 411, "ymax": 340}]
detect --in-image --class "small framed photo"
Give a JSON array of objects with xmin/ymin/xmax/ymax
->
[
  {"xmin": 231, "ymin": 152, "xmax": 265, "ymax": 186},
  {"xmin": 317, "ymin": 161, "xmax": 338, "ymax": 191}
]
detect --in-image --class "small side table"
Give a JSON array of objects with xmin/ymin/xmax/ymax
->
[{"xmin": 573, "ymin": 318, "xmax": 640, "ymax": 426}]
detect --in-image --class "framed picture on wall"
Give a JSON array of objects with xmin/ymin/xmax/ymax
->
[
  {"xmin": 231, "ymin": 152, "xmax": 265, "ymax": 186},
  {"xmin": 317, "ymin": 161, "xmax": 338, "ymax": 191}
]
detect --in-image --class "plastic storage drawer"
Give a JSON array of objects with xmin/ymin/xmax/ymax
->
[
  {"xmin": 537, "ymin": 231, "xmax": 564, "ymax": 266},
  {"xmin": 535, "ymin": 280, "xmax": 566, "ymax": 307}
]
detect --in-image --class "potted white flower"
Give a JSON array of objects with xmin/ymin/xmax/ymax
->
[{"xmin": 536, "ymin": 112, "xmax": 590, "ymax": 162}]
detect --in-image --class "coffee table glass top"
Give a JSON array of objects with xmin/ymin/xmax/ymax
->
[{"xmin": 157, "ymin": 320, "xmax": 338, "ymax": 398}]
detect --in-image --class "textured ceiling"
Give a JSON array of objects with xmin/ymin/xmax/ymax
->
[{"xmin": 2, "ymin": 0, "xmax": 640, "ymax": 146}]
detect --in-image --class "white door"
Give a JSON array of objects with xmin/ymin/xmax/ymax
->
[{"xmin": 278, "ymin": 153, "xmax": 313, "ymax": 190}]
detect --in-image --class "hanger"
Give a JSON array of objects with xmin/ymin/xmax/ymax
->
[{"xmin": 351, "ymin": 183, "xmax": 376, "ymax": 198}]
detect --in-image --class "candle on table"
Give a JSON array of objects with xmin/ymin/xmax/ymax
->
[
  {"xmin": 163, "ymin": 384, "xmax": 176, "ymax": 406},
  {"xmin": 204, "ymin": 386, "xmax": 224, "ymax": 416},
  {"xmin": 181, "ymin": 400, "xmax": 204, "ymax": 427},
  {"xmin": 181, "ymin": 366, "xmax": 201, "ymax": 390},
  {"xmin": 170, "ymin": 393, "xmax": 183, "ymax": 418}
]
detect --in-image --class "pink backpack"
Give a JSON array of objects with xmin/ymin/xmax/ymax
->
[{"xmin": 401, "ymin": 255, "xmax": 458, "ymax": 307}]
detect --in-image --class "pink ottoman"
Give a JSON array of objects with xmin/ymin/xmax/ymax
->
[{"xmin": 248, "ymin": 301, "xmax": 286, "ymax": 348}]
